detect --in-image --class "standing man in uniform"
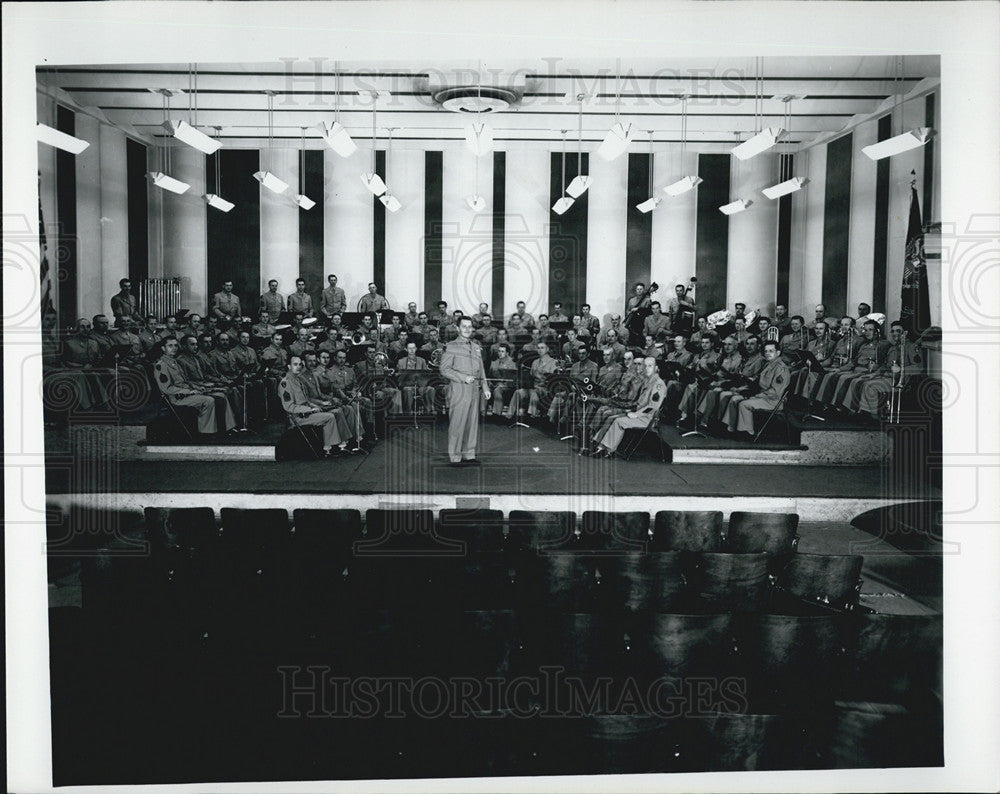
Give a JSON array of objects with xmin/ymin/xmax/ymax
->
[
  {"xmin": 212, "ymin": 280, "xmax": 242, "ymax": 323},
  {"xmin": 110, "ymin": 278, "xmax": 139, "ymax": 327},
  {"xmin": 439, "ymin": 316, "xmax": 490, "ymax": 466},
  {"xmin": 358, "ymin": 282, "xmax": 390, "ymax": 314},
  {"xmin": 260, "ymin": 279, "xmax": 285, "ymax": 318},
  {"xmin": 321, "ymin": 274, "xmax": 347, "ymax": 320}
]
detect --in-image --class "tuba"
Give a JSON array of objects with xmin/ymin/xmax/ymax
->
[
  {"xmin": 429, "ymin": 348, "xmax": 443, "ymax": 368},
  {"xmin": 351, "ymin": 330, "xmax": 368, "ymax": 345}
]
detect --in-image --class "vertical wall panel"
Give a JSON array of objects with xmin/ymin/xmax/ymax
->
[
  {"xmin": 98, "ymin": 126, "xmax": 129, "ymax": 322},
  {"xmin": 694, "ymin": 153, "xmax": 730, "ymax": 316},
  {"xmin": 206, "ymin": 149, "xmax": 258, "ymax": 317},
  {"xmin": 258, "ymin": 147, "xmax": 299, "ymax": 303},
  {"xmin": 55, "ymin": 106, "xmax": 77, "ymax": 323},
  {"xmin": 73, "ymin": 115, "xmax": 104, "ymax": 321},
  {"xmin": 298, "ymin": 149, "xmax": 324, "ymax": 305},
  {"xmin": 126, "ymin": 138, "xmax": 149, "ymax": 285},
  {"xmin": 922, "ymin": 93, "xmax": 935, "ymax": 228},
  {"xmin": 776, "ymin": 154, "xmax": 793, "ymax": 309},
  {"xmin": 441, "ymin": 149, "xmax": 492, "ymax": 314},
  {"xmin": 382, "ymin": 148, "xmax": 424, "ymax": 310},
  {"xmin": 848, "ymin": 121, "xmax": 878, "ymax": 310},
  {"xmin": 821, "ymin": 133, "xmax": 853, "ymax": 316},
  {"xmin": 503, "ymin": 150, "xmax": 550, "ymax": 320},
  {"xmin": 873, "ymin": 115, "xmax": 892, "ymax": 314},
  {"xmin": 548, "ymin": 152, "xmax": 589, "ymax": 314},
  {"xmin": 650, "ymin": 149, "xmax": 698, "ymax": 309},
  {"xmin": 373, "ymin": 149, "xmax": 386, "ymax": 295},
  {"xmin": 422, "ymin": 150, "xmax": 443, "ymax": 310},
  {"xmin": 586, "ymin": 150, "xmax": 628, "ymax": 323},
  {"xmin": 798, "ymin": 145, "xmax": 828, "ymax": 314},
  {"xmin": 625, "ymin": 152, "xmax": 653, "ymax": 294},
  {"xmin": 727, "ymin": 151, "xmax": 779, "ymax": 315},
  {"xmin": 324, "ymin": 148, "xmax": 373, "ymax": 311},
  {"xmin": 491, "ymin": 152, "xmax": 506, "ymax": 315}
]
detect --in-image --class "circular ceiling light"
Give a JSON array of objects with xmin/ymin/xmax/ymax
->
[{"xmin": 433, "ymin": 86, "xmax": 519, "ymax": 113}]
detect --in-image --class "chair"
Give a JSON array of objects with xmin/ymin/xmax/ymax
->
[
  {"xmin": 599, "ymin": 552, "xmax": 688, "ymax": 615},
  {"xmin": 651, "ymin": 510, "xmax": 724, "ymax": 552},
  {"xmin": 507, "ymin": 510, "xmax": 577, "ymax": 553},
  {"xmin": 580, "ymin": 714, "xmax": 682, "ymax": 775},
  {"xmin": 437, "ymin": 509, "xmax": 511, "ymax": 610},
  {"xmin": 283, "ymin": 409, "xmax": 324, "ymax": 460},
  {"xmin": 579, "ymin": 511, "xmax": 650, "ymax": 552},
  {"xmin": 357, "ymin": 508, "xmax": 462, "ymax": 555},
  {"xmin": 145, "ymin": 506, "xmax": 218, "ymax": 555},
  {"xmin": 640, "ymin": 612, "xmax": 736, "ymax": 679},
  {"xmin": 724, "ymin": 511, "xmax": 799, "ymax": 555},
  {"xmin": 844, "ymin": 613, "xmax": 942, "ymax": 705},
  {"xmin": 515, "ymin": 551, "xmax": 598, "ymax": 612},
  {"xmin": 437, "ymin": 508, "xmax": 505, "ymax": 553},
  {"xmin": 773, "ymin": 553, "xmax": 864, "ymax": 612},
  {"xmin": 616, "ymin": 403, "xmax": 668, "ymax": 461},
  {"xmin": 289, "ymin": 509, "xmax": 364, "ymax": 617},
  {"xmin": 827, "ymin": 702, "xmax": 943, "ymax": 768},
  {"xmin": 681, "ymin": 713, "xmax": 795, "ymax": 771},
  {"xmin": 685, "ymin": 553, "xmax": 770, "ymax": 612}
]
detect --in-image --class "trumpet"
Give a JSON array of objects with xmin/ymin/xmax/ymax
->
[{"xmin": 372, "ymin": 350, "xmax": 395, "ymax": 375}]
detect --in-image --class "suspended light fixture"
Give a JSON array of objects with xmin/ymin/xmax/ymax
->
[
  {"xmin": 636, "ymin": 131, "xmax": 661, "ymax": 213},
  {"xmin": 379, "ymin": 128, "xmax": 402, "ymax": 212},
  {"xmin": 36, "ymin": 122, "xmax": 89, "ymax": 154},
  {"xmin": 254, "ymin": 91, "xmax": 289, "ymax": 194},
  {"xmin": 731, "ymin": 58, "xmax": 782, "ymax": 161},
  {"xmin": 597, "ymin": 60, "xmax": 633, "ymax": 161},
  {"xmin": 464, "ymin": 65, "xmax": 495, "ymax": 157},
  {"xmin": 162, "ymin": 65, "xmax": 221, "ymax": 155},
  {"xmin": 720, "ymin": 132, "xmax": 751, "ymax": 214},
  {"xmin": 317, "ymin": 62, "xmax": 358, "ymax": 157},
  {"xmin": 552, "ymin": 130, "xmax": 575, "ymax": 215},
  {"xmin": 294, "ymin": 128, "xmax": 315, "ymax": 210},
  {"xmin": 360, "ymin": 90, "xmax": 387, "ymax": 196},
  {"xmin": 862, "ymin": 56, "xmax": 935, "ymax": 161},
  {"xmin": 663, "ymin": 94, "xmax": 703, "ymax": 196},
  {"xmin": 204, "ymin": 127, "xmax": 234, "ymax": 212},
  {"xmin": 762, "ymin": 97, "xmax": 809, "ymax": 200},
  {"xmin": 148, "ymin": 89, "xmax": 190, "ymax": 194},
  {"xmin": 466, "ymin": 126, "xmax": 487, "ymax": 212},
  {"xmin": 566, "ymin": 94, "xmax": 594, "ymax": 198}
]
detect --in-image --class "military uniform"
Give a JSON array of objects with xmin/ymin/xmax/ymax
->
[
  {"xmin": 856, "ymin": 341, "xmax": 923, "ymax": 417},
  {"xmin": 110, "ymin": 291, "xmax": 139, "ymax": 326},
  {"xmin": 358, "ymin": 293, "xmax": 390, "ymax": 314},
  {"xmin": 279, "ymin": 372, "xmax": 347, "ymax": 449},
  {"xmin": 487, "ymin": 357, "xmax": 518, "ymax": 416},
  {"xmin": 819, "ymin": 338, "xmax": 890, "ymax": 405},
  {"xmin": 705, "ymin": 351, "xmax": 765, "ymax": 424},
  {"xmin": 287, "ymin": 290, "xmax": 314, "ymax": 316},
  {"xmin": 679, "ymin": 349, "xmax": 741, "ymax": 420},
  {"xmin": 301, "ymin": 366, "xmax": 358, "ymax": 438},
  {"xmin": 726, "ymin": 357, "xmax": 790, "ymax": 435},
  {"xmin": 212, "ymin": 291, "xmax": 241, "ymax": 320},
  {"xmin": 791, "ymin": 335, "xmax": 836, "ymax": 394},
  {"xmin": 58, "ymin": 333, "xmax": 109, "ymax": 410},
  {"xmin": 354, "ymin": 357, "xmax": 403, "ymax": 414},
  {"xmin": 261, "ymin": 343, "xmax": 289, "ymax": 378},
  {"xmin": 665, "ymin": 349, "xmax": 714, "ymax": 415},
  {"xmin": 439, "ymin": 336, "xmax": 488, "ymax": 463},
  {"xmin": 548, "ymin": 311, "xmax": 570, "ymax": 323},
  {"xmin": 403, "ymin": 310, "xmax": 421, "ymax": 329},
  {"xmin": 510, "ymin": 310, "xmax": 536, "ymax": 329},
  {"xmin": 155, "ymin": 354, "xmax": 234, "ymax": 433},
  {"xmin": 508, "ymin": 353, "xmax": 557, "ymax": 418},
  {"xmin": 321, "ymin": 285, "xmax": 347, "ymax": 317},
  {"xmin": 260, "ymin": 290, "xmax": 285, "ymax": 317},
  {"xmin": 397, "ymin": 354, "xmax": 436, "ymax": 414},
  {"xmin": 581, "ymin": 313, "xmax": 601, "ymax": 337},
  {"xmin": 599, "ymin": 324, "xmax": 630, "ymax": 347},
  {"xmin": 547, "ymin": 357, "xmax": 598, "ymax": 424},
  {"xmin": 595, "ymin": 374, "xmax": 666, "ymax": 453},
  {"xmin": 643, "ymin": 312, "xmax": 671, "ymax": 339}
]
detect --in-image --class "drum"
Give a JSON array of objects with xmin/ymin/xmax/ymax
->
[{"xmin": 706, "ymin": 309, "xmax": 731, "ymax": 330}]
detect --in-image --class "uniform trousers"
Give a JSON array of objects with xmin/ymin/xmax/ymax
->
[{"xmin": 447, "ymin": 382, "xmax": 481, "ymax": 462}]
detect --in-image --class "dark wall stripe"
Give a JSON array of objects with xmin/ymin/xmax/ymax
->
[
  {"xmin": 625, "ymin": 152, "xmax": 653, "ymax": 297},
  {"xmin": 491, "ymin": 152, "xmax": 506, "ymax": 314},
  {"xmin": 776, "ymin": 153, "xmax": 793, "ymax": 308},
  {"xmin": 373, "ymin": 150, "xmax": 386, "ymax": 292},
  {"xmin": 821, "ymin": 132, "xmax": 853, "ymax": 316},
  {"xmin": 55, "ymin": 106, "xmax": 78, "ymax": 323},
  {"xmin": 423, "ymin": 151, "xmax": 443, "ymax": 309},
  {"xmin": 922, "ymin": 93, "xmax": 935, "ymax": 226},
  {"xmin": 694, "ymin": 153, "xmax": 730, "ymax": 315},
  {"xmin": 548, "ymin": 152, "xmax": 589, "ymax": 311},
  {"xmin": 125, "ymin": 138, "xmax": 148, "ymax": 285},
  {"xmin": 206, "ymin": 149, "xmax": 260, "ymax": 316},
  {"xmin": 299, "ymin": 149, "xmax": 324, "ymax": 303},
  {"xmin": 873, "ymin": 115, "xmax": 892, "ymax": 312}
]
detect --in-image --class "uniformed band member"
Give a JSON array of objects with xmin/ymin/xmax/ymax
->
[
  {"xmin": 698, "ymin": 335, "xmax": 764, "ymax": 428},
  {"xmin": 110, "ymin": 278, "xmax": 139, "ymax": 327},
  {"xmin": 321, "ymin": 274, "xmax": 347, "ymax": 318},
  {"xmin": 856, "ymin": 322, "xmax": 923, "ymax": 418},
  {"xmin": 154, "ymin": 337, "xmax": 236, "ymax": 434},
  {"xmin": 288, "ymin": 279, "xmax": 313, "ymax": 317},
  {"xmin": 260, "ymin": 280, "xmax": 285, "ymax": 317},
  {"xmin": 724, "ymin": 340, "xmax": 790, "ymax": 438},
  {"xmin": 439, "ymin": 317, "xmax": 490, "ymax": 465},
  {"xmin": 508, "ymin": 341, "xmax": 557, "ymax": 420},
  {"xmin": 487, "ymin": 343, "xmax": 518, "ymax": 416},
  {"xmin": 397, "ymin": 341, "xmax": 436, "ymax": 414},
  {"xmin": 358, "ymin": 282, "xmax": 390, "ymax": 313},
  {"xmin": 677, "ymin": 335, "xmax": 741, "ymax": 425},
  {"xmin": 279, "ymin": 356, "xmax": 358, "ymax": 457},
  {"xmin": 583, "ymin": 357, "xmax": 665, "ymax": 458},
  {"xmin": 547, "ymin": 344, "xmax": 598, "ymax": 426},
  {"xmin": 211, "ymin": 280, "xmax": 241, "ymax": 322}
]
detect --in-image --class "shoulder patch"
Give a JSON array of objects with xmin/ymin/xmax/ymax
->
[
  {"xmin": 652, "ymin": 392, "xmax": 661, "ymax": 402},
  {"xmin": 776, "ymin": 375, "xmax": 784, "ymax": 384}
]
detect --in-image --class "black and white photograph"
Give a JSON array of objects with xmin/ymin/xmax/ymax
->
[{"xmin": 4, "ymin": 2, "xmax": 999, "ymax": 792}]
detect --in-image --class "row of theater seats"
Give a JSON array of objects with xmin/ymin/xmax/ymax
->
[{"xmin": 51, "ymin": 506, "xmax": 942, "ymax": 777}]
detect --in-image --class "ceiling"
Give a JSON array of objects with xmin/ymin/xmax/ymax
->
[{"xmin": 37, "ymin": 56, "xmax": 940, "ymax": 151}]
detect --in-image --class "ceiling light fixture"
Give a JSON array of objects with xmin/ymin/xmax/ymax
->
[
  {"xmin": 663, "ymin": 94, "xmax": 703, "ymax": 197},
  {"xmin": 148, "ymin": 90, "xmax": 190, "ymax": 194},
  {"xmin": 597, "ymin": 59, "xmax": 633, "ymax": 161},
  {"xmin": 295, "ymin": 127, "xmax": 315, "ymax": 210},
  {"xmin": 731, "ymin": 57, "xmax": 782, "ymax": 161},
  {"xmin": 552, "ymin": 130, "xmax": 575, "ymax": 215},
  {"xmin": 360, "ymin": 90, "xmax": 387, "ymax": 196},
  {"xmin": 636, "ymin": 130, "xmax": 661, "ymax": 213},
  {"xmin": 317, "ymin": 62, "xmax": 358, "ymax": 157},
  {"xmin": 36, "ymin": 122, "xmax": 89, "ymax": 154},
  {"xmin": 466, "ymin": 121, "xmax": 487, "ymax": 212},
  {"xmin": 862, "ymin": 56, "xmax": 934, "ymax": 161},
  {"xmin": 163, "ymin": 66, "xmax": 221, "ymax": 155},
  {"xmin": 254, "ymin": 91, "xmax": 289, "ymax": 194},
  {"xmin": 720, "ymin": 131, "xmax": 751, "ymax": 214},
  {"xmin": 762, "ymin": 97, "xmax": 809, "ymax": 200},
  {"xmin": 203, "ymin": 127, "xmax": 234, "ymax": 212},
  {"xmin": 379, "ymin": 128, "xmax": 402, "ymax": 213},
  {"xmin": 464, "ymin": 63, "xmax": 494, "ymax": 157},
  {"xmin": 566, "ymin": 94, "xmax": 594, "ymax": 197}
]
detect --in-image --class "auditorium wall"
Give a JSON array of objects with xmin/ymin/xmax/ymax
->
[{"xmin": 40, "ymin": 95, "xmax": 940, "ymax": 328}]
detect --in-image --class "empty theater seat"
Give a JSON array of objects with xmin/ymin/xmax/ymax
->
[
  {"xmin": 579, "ymin": 511, "xmax": 650, "ymax": 551},
  {"xmin": 685, "ymin": 552, "xmax": 770, "ymax": 612},
  {"xmin": 598, "ymin": 551, "xmax": 688, "ymax": 615},
  {"xmin": 773, "ymin": 553, "xmax": 864, "ymax": 613},
  {"xmin": 724, "ymin": 511, "xmax": 800, "ymax": 555},
  {"xmin": 651, "ymin": 510, "xmax": 725, "ymax": 552},
  {"xmin": 437, "ymin": 509, "xmax": 511, "ymax": 610},
  {"xmin": 507, "ymin": 510, "xmax": 578, "ymax": 552},
  {"xmin": 437, "ymin": 508, "xmax": 506, "ymax": 552}
]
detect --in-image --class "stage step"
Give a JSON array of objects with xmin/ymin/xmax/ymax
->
[
  {"xmin": 671, "ymin": 447, "xmax": 804, "ymax": 464},
  {"xmin": 144, "ymin": 444, "xmax": 275, "ymax": 461}
]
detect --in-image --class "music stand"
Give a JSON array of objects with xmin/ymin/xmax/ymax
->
[
  {"xmin": 377, "ymin": 310, "xmax": 405, "ymax": 326},
  {"xmin": 793, "ymin": 349, "xmax": 828, "ymax": 422},
  {"xmin": 396, "ymin": 370, "xmax": 436, "ymax": 428},
  {"xmin": 339, "ymin": 312, "xmax": 370, "ymax": 330}
]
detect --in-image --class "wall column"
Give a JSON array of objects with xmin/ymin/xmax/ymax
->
[
  {"xmin": 160, "ymin": 145, "xmax": 207, "ymax": 314},
  {"xmin": 726, "ymin": 151, "xmax": 780, "ymax": 317},
  {"xmin": 259, "ymin": 147, "xmax": 300, "ymax": 298}
]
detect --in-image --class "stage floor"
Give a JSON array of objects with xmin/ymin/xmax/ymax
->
[{"xmin": 45, "ymin": 418, "xmax": 937, "ymax": 502}]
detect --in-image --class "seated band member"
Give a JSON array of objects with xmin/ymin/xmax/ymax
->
[
  {"xmin": 320, "ymin": 274, "xmax": 347, "ymax": 319},
  {"xmin": 289, "ymin": 327, "xmax": 317, "ymax": 359},
  {"xmin": 475, "ymin": 315, "xmax": 498, "ymax": 346},
  {"xmin": 642, "ymin": 334, "xmax": 663, "ymax": 361},
  {"xmin": 805, "ymin": 304, "xmax": 827, "ymax": 337},
  {"xmin": 232, "ymin": 330, "xmax": 266, "ymax": 423},
  {"xmin": 403, "ymin": 302, "xmax": 420, "ymax": 329},
  {"xmin": 158, "ymin": 315, "xmax": 182, "ymax": 344},
  {"xmin": 505, "ymin": 314, "xmax": 529, "ymax": 346},
  {"xmin": 91, "ymin": 314, "xmax": 114, "ymax": 363},
  {"xmin": 816, "ymin": 320, "xmax": 889, "ymax": 408},
  {"xmin": 354, "ymin": 345, "xmax": 403, "ymax": 415},
  {"xmin": 442, "ymin": 309, "xmax": 464, "ymax": 343},
  {"xmin": 186, "ymin": 334, "xmax": 244, "ymax": 420},
  {"xmin": 510, "ymin": 300, "xmax": 535, "ymax": 330},
  {"xmin": 412, "ymin": 311, "xmax": 432, "ymax": 340},
  {"xmin": 154, "ymin": 337, "xmax": 236, "ymax": 434},
  {"xmin": 779, "ymin": 315, "xmax": 809, "ymax": 365},
  {"xmin": 328, "ymin": 348, "xmax": 375, "ymax": 438},
  {"xmin": 420, "ymin": 327, "xmax": 445, "ymax": 359},
  {"xmin": 585, "ymin": 357, "xmax": 665, "ymax": 458},
  {"xmin": 382, "ymin": 314, "xmax": 404, "ymax": 344},
  {"xmin": 773, "ymin": 304, "xmax": 792, "ymax": 335},
  {"xmin": 302, "ymin": 351, "xmax": 360, "ymax": 443},
  {"xmin": 790, "ymin": 320, "xmax": 836, "ymax": 395},
  {"xmin": 318, "ymin": 327, "xmax": 348, "ymax": 358},
  {"xmin": 138, "ymin": 314, "xmax": 162, "ymax": 359},
  {"xmin": 688, "ymin": 315, "xmax": 718, "ymax": 351},
  {"xmin": 472, "ymin": 302, "xmax": 491, "ymax": 328},
  {"xmin": 799, "ymin": 317, "xmax": 856, "ymax": 399},
  {"xmin": 561, "ymin": 328, "xmax": 587, "ymax": 361},
  {"xmin": 397, "ymin": 340, "xmax": 436, "ymax": 414},
  {"xmin": 839, "ymin": 320, "xmax": 916, "ymax": 414},
  {"xmin": 602, "ymin": 329, "xmax": 627, "ymax": 362},
  {"xmin": 549, "ymin": 301, "xmax": 570, "ymax": 324},
  {"xmin": 486, "ymin": 343, "xmax": 518, "ymax": 417},
  {"xmin": 537, "ymin": 314, "xmax": 558, "ymax": 345},
  {"xmin": 279, "ymin": 356, "xmax": 354, "ymax": 457},
  {"xmin": 521, "ymin": 327, "xmax": 543, "ymax": 356},
  {"xmin": 599, "ymin": 315, "xmax": 629, "ymax": 347},
  {"xmin": 430, "ymin": 301, "xmax": 450, "ymax": 329},
  {"xmin": 666, "ymin": 335, "xmax": 716, "ymax": 417},
  {"xmin": 701, "ymin": 335, "xmax": 764, "ymax": 427},
  {"xmin": 732, "ymin": 317, "xmax": 752, "ymax": 350},
  {"xmin": 724, "ymin": 340, "xmax": 790, "ymax": 439},
  {"xmin": 261, "ymin": 332, "xmax": 290, "ymax": 378},
  {"xmin": 547, "ymin": 344, "xmax": 598, "ymax": 426},
  {"xmin": 585, "ymin": 354, "xmax": 642, "ymax": 443},
  {"xmin": 58, "ymin": 318, "xmax": 110, "ymax": 410},
  {"xmin": 678, "ymin": 334, "xmax": 741, "ymax": 426},
  {"xmin": 579, "ymin": 304, "xmax": 600, "ymax": 337},
  {"xmin": 287, "ymin": 278, "xmax": 314, "ymax": 317},
  {"xmin": 508, "ymin": 341, "xmax": 556, "ymax": 420},
  {"xmin": 643, "ymin": 301, "xmax": 670, "ymax": 339},
  {"xmin": 260, "ymin": 279, "xmax": 285, "ymax": 317},
  {"xmin": 108, "ymin": 316, "xmax": 146, "ymax": 370},
  {"xmin": 252, "ymin": 310, "xmax": 277, "ymax": 340},
  {"xmin": 358, "ymin": 282, "xmax": 390, "ymax": 314},
  {"xmin": 855, "ymin": 321, "xmax": 924, "ymax": 418},
  {"xmin": 489, "ymin": 328, "xmax": 512, "ymax": 361}
]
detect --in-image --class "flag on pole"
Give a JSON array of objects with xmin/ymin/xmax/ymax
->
[{"xmin": 900, "ymin": 170, "xmax": 930, "ymax": 336}]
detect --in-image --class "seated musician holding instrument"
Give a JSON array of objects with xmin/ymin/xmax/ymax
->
[
  {"xmin": 582, "ymin": 352, "xmax": 642, "ymax": 447},
  {"xmin": 154, "ymin": 337, "xmax": 236, "ymax": 434},
  {"xmin": 582, "ymin": 357, "xmax": 665, "ymax": 459},
  {"xmin": 487, "ymin": 343, "xmax": 518, "ymax": 417},
  {"xmin": 302, "ymin": 351, "xmax": 361, "ymax": 445},
  {"xmin": 723, "ymin": 340, "xmax": 790, "ymax": 440},
  {"xmin": 815, "ymin": 320, "xmax": 889, "ymax": 411},
  {"xmin": 328, "ymin": 349, "xmax": 375, "ymax": 439},
  {"xmin": 643, "ymin": 300, "xmax": 670, "ymax": 339},
  {"xmin": 475, "ymin": 315, "xmax": 498, "ymax": 346},
  {"xmin": 779, "ymin": 315, "xmax": 809, "ymax": 365},
  {"xmin": 233, "ymin": 330, "xmax": 267, "ymax": 423},
  {"xmin": 790, "ymin": 320, "xmax": 836, "ymax": 395},
  {"xmin": 855, "ymin": 321, "xmax": 924, "ymax": 420},
  {"xmin": 677, "ymin": 334, "xmax": 741, "ymax": 427},
  {"xmin": 537, "ymin": 314, "xmax": 558, "ymax": 345},
  {"xmin": 507, "ymin": 340, "xmax": 557, "ymax": 422},
  {"xmin": 193, "ymin": 334, "xmax": 244, "ymax": 419},
  {"xmin": 430, "ymin": 300, "xmax": 451, "ymax": 329},
  {"xmin": 700, "ymin": 335, "xmax": 764, "ymax": 429},
  {"xmin": 397, "ymin": 340, "xmax": 436, "ymax": 414},
  {"xmin": 108, "ymin": 316, "xmax": 146, "ymax": 371},
  {"xmin": 641, "ymin": 333, "xmax": 663, "ymax": 360},
  {"xmin": 261, "ymin": 331, "xmax": 290, "ymax": 379},
  {"xmin": 279, "ymin": 356, "xmax": 356, "ymax": 458},
  {"xmin": 547, "ymin": 344, "xmax": 598, "ymax": 426},
  {"xmin": 797, "ymin": 317, "xmax": 855, "ymax": 400},
  {"xmin": 665, "ymin": 335, "xmax": 717, "ymax": 419},
  {"xmin": 353, "ymin": 345, "xmax": 403, "ymax": 415}
]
